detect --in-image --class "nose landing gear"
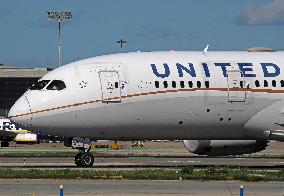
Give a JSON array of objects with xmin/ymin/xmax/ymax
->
[
  {"xmin": 67, "ymin": 137, "xmax": 95, "ymax": 167},
  {"xmin": 74, "ymin": 151, "xmax": 94, "ymax": 167}
]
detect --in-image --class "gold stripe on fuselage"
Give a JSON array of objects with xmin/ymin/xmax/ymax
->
[{"xmin": 8, "ymin": 88, "xmax": 284, "ymax": 118}]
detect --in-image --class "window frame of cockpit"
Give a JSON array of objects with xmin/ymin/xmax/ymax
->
[
  {"xmin": 46, "ymin": 79, "xmax": 67, "ymax": 91},
  {"xmin": 29, "ymin": 79, "xmax": 67, "ymax": 91},
  {"xmin": 29, "ymin": 80, "xmax": 52, "ymax": 91}
]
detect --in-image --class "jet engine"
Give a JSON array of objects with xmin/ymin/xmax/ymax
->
[{"xmin": 183, "ymin": 140, "xmax": 268, "ymax": 156}]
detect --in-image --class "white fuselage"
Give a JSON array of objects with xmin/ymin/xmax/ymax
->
[{"xmin": 8, "ymin": 51, "xmax": 284, "ymax": 141}]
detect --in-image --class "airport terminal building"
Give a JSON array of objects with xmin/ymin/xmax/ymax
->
[{"xmin": 0, "ymin": 64, "xmax": 51, "ymax": 117}]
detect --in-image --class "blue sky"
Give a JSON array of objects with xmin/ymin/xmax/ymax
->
[{"xmin": 0, "ymin": 0, "xmax": 283, "ymax": 67}]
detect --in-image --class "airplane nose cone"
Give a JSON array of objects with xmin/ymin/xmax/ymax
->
[{"xmin": 8, "ymin": 95, "xmax": 32, "ymax": 127}]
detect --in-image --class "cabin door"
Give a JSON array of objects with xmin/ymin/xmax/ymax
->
[
  {"xmin": 99, "ymin": 71, "xmax": 121, "ymax": 103},
  {"xmin": 227, "ymin": 67, "xmax": 246, "ymax": 102}
]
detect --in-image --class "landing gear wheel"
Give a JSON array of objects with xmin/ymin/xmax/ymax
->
[
  {"xmin": 79, "ymin": 152, "xmax": 94, "ymax": 167},
  {"xmin": 74, "ymin": 152, "xmax": 82, "ymax": 167},
  {"xmin": 74, "ymin": 152, "xmax": 94, "ymax": 167}
]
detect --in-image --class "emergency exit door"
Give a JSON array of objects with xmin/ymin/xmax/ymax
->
[
  {"xmin": 227, "ymin": 68, "xmax": 246, "ymax": 102},
  {"xmin": 99, "ymin": 71, "xmax": 121, "ymax": 103}
]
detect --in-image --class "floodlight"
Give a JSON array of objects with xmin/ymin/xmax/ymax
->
[{"xmin": 47, "ymin": 11, "xmax": 72, "ymax": 67}]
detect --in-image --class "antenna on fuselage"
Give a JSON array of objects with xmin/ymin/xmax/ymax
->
[
  {"xmin": 203, "ymin": 43, "xmax": 210, "ymax": 56},
  {"xmin": 204, "ymin": 44, "xmax": 210, "ymax": 52}
]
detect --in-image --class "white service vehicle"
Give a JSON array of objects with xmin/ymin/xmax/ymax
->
[
  {"xmin": 8, "ymin": 49, "xmax": 284, "ymax": 166},
  {"xmin": 14, "ymin": 133, "xmax": 37, "ymax": 144}
]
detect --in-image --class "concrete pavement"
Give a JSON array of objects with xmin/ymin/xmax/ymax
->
[
  {"xmin": 0, "ymin": 156, "xmax": 283, "ymax": 168},
  {"xmin": 0, "ymin": 179, "xmax": 282, "ymax": 196}
]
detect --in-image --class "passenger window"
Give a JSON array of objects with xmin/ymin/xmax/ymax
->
[
  {"xmin": 264, "ymin": 80, "xmax": 268, "ymax": 87},
  {"xmin": 255, "ymin": 80, "xmax": 260, "ymax": 87},
  {"xmin": 172, "ymin": 81, "xmax": 176, "ymax": 88},
  {"xmin": 197, "ymin": 81, "xmax": 201, "ymax": 88},
  {"xmin": 281, "ymin": 80, "xmax": 284, "ymax": 87},
  {"xmin": 205, "ymin": 81, "xmax": 209, "ymax": 88},
  {"xmin": 115, "ymin": 82, "xmax": 119, "ymax": 88},
  {"xmin": 180, "ymin": 81, "xmax": 185, "ymax": 88},
  {"xmin": 272, "ymin": 80, "xmax": 276, "ymax": 87},
  {"xmin": 155, "ymin": 81, "xmax": 159, "ymax": 88},
  {"xmin": 30, "ymin": 80, "xmax": 50, "ymax": 90},
  {"xmin": 188, "ymin": 81, "xmax": 193, "ymax": 88},
  {"xmin": 240, "ymin": 81, "xmax": 243, "ymax": 88},
  {"xmin": 163, "ymin": 81, "xmax": 168, "ymax": 88},
  {"xmin": 46, "ymin": 80, "xmax": 66, "ymax": 90}
]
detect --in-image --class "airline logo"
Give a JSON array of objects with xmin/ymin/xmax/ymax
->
[
  {"xmin": 0, "ymin": 120, "xmax": 17, "ymax": 131},
  {"xmin": 151, "ymin": 63, "xmax": 280, "ymax": 78}
]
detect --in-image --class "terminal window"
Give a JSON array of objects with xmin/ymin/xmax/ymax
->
[{"xmin": 0, "ymin": 77, "xmax": 39, "ymax": 117}]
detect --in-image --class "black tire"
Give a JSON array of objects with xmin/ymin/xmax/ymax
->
[
  {"xmin": 74, "ymin": 153, "xmax": 82, "ymax": 167},
  {"xmin": 79, "ymin": 152, "xmax": 94, "ymax": 167}
]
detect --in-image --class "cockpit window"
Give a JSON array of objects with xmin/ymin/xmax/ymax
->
[
  {"xmin": 29, "ymin": 80, "xmax": 50, "ymax": 90},
  {"xmin": 46, "ymin": 80, "xmax": 66, "ymax": 91}
]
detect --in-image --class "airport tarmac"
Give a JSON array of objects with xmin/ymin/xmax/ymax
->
[
  {"xmin": 0, "ymin": 156, "xmax": 283, "ymax": 168},
  {"xmin": 2, "ymin": 141, "xmax": 284, "ymax": 157},
  {"xmin": 0, "ymin": 179, "xmax": 282, "ymax": 196}
]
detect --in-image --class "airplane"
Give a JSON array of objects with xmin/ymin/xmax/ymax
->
[
  {"xmin": 0, "ymin": 119, "xmax": 37, "ymax": 146},
  {"xmin": 0, "ymin": 119, "xmax": 18, "ymax": 147},
  {"xmin": 8, "ymin": 48, "xmax": 284, "ymax": 167}
]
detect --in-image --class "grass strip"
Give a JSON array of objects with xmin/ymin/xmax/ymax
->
[{"xmin": 0, "ymin": 166, "xmax": 282, "ymax": 181}]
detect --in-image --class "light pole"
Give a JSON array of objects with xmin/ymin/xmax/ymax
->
[
  {"xmin": 115, "ymin": 39, "xmax": 127, "ymax": 48},
  {"xmin": 47, "ymin": 11, "xmax": 72, "ymax": 67}
]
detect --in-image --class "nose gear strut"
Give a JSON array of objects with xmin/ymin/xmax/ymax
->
[{"xmin": 70, "ymin": 137, "xmax": 94, "ymax": 167}]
